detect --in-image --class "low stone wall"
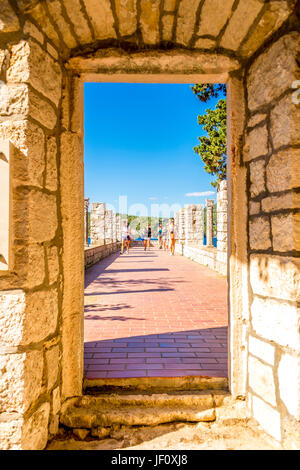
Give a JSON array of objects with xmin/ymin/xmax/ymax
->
[
  {"xmin": 84, "ymin": 243, "xmax": 120, "ymax": 269},
  {"xmin": 175, "ymin": 243, "xmax": 227, "ymax": 276}
]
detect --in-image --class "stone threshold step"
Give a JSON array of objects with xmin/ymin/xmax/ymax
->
[
  {"xmin": 83, "ymin": 375, "xmax": 228, "ymax": 392},
  {"xmin": 60, "ymin": 390, "xmax": 232, "ymax": 429}
]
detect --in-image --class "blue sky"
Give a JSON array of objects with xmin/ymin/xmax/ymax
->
[{"xmin": 84, "ymin": 83, "xmax": 223, "ymax": 217}]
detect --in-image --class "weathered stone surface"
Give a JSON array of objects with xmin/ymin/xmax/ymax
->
[
  {"xmin": 26, "ymin": 244, "xmax": 45, "ymax": 288},
  {"xmin": 249, "ymin": 216, "xmax": 271, "ymax": 250},
  {"xmin": 162, "ymin": 15, "xmax": 174, "ymax": 42},
  {"xmin": 140, "ymin": 0, "xmax": 160, "ymax": 44},
  {"xmin": 27, "ymin": 190, "xmax": 57, "ymax": 243},
  {"xmin": 164, "ymin": 0, "xmax": 176, "ymax": 11},
  {"xmin": 29, "ymin": 3, "xmax": 61, "ymax": 48},
  {"xmin": 63, "ymin": 0, "xmax": 93, "ymax": 44},
  {"xmin": 0, "ymin": 84, "xmax": 28, "ymax": 117},
  {"xmin": 248, "ymin": 335, "xmax": 275, "ymax": 366},
  {"xmin": 23, "ymin": 288, "xmax": 58, "ymax": 344},
  {"xmin": 83, "ymin": 0, "xmax": 116, "ymax": 40},
  {"xmin": 251, "ymin": 296, "xmax": 300, "ymax": 350},
  {"xmin": 278, "ymin": 353, "xmax": 300, "ymax": 419},
  {"xmin": 250, "ymin": 159, "xmax": 265, "ymax": 197},
  {"xmin": 115, "ymin": 0, "xmax": 137, "ymax": 37},
  {"xmin": 251, "ymin": 393, "xmax": 281, "ymax": 442},
  {"xmin": 247, "ymin": 32, "xmax": 300, "ymax": 111},
  {"xmin": 272, "ymin": 213, "xmax": 300, "ymax": 252},
  {"xmin": 47, "ymin": 245, "xmax": 59, "ymax": 285},
  {"xmin": 197, "ymin": 0, "xmax": 234, "ymax": 37},
  {"xmin": 46, "ymin": 0, "xmax": 78, "ymax": 49},
  {"xmin": 45, "ymin": 136, "xmax": 57, "ymax": 191},
  {"xmin": 0, "ymin": 290, "xmax": 25, "ymax": 347},
  {"xmin": 247, "ymin": 113, "xmax": 267, "ymax": 129},
  {"xmin": 270, "ymin": 93, "xmax": 300, "ymax": 149},
  {"xmin": 249, "ymin": 201, "xmax": 260, "ymax": 216},
  {"xmin": 176, "ymin": 0, "xmax": 200, "ymax": 46},
  {"xmin": 248, "ymin": 356, "xmax": 276, "ymax": 406},
  {"xmin": 244, "ymin": 125, "xmax": 269, "ymax": 161},
  {"xmin": 0, "ymin": 353, "xmax": 25, "ymax": 412},
  {"xmin": 47, "ymin": 42, "xmax": 59, "ymax": 60},
  {"xmin": 23, "ymin": 21, "xmax": 44, "ymax": 43},
  {"xmin": 262, "ymin": 192, "xmax": 300, "ymax": 213},
  {"xmin": 0, "ymin": 413, "xmax": 23, "ymax": 450},
  {"xmin": 220, "ymin": 0, "xmax": 263, "ymax": 50},
  {"xmin": 13, "ymin": 122, "xmax": 45, "ymax": 188},
  {"xmin": 45, "ymin": 345, "xmax": 59, "ymax": 391},
  {"xmin": 0, "ymin": 0, "xmax": 20, "ymax": 32},
  {"xmin": 22, "ymin": 402, "xmax": 50, "ymax": 450},
  {"xmin": 49, "ymin": 414, "xmax": 59, "ymax": 436},
  {"xmin": 266, "ymin": 148, "xmax": 300, "ymax": 193},
  {"xmin": 7, "ymin": 39, "xmax": 62, "ymax": 107},
  {"xmin": 29, "ymin": 90, "xmax": 57, "ymax": 129},
  {"xmin": 24, "ymin": 350, "xmax": 44, "ymax": 410},
  {"xmin": 250, "ymin": 254, "xmax": 300, "ymax": 302},
  {"xmin": 240, "ymin": 1, "xmax": 293, "ymax": 58}
]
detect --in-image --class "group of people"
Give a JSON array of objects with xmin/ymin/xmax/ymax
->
[{"xmin": 120, "ymin": 218, "xmax": 177, "ymax": 255}]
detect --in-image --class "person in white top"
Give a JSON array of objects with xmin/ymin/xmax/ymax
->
[{"xmin": 120, "ymin": 220, "xmax": 130, "ymax": 255}]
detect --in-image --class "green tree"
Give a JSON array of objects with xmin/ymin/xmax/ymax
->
[{"xmin": 191, "ymin": 84, "xmax": 227, "ymax": 188}]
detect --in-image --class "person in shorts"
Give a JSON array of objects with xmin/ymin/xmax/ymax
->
[
  {"xmin": 144, "ymin": 223, "xmax": 151, "ymax": 251},
  {"xmin": 121, "ymin": 220, "xmax": 128, "ymax": 254},
  {"xmin": 158, "ymin": 223, "xmax": 163, "ymax": 249}
]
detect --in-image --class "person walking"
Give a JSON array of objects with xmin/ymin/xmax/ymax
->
[
  {"xmin": 126, "ymin": 223, "xmax": 131, "ymax": 254},
  {"xmin": 144, "ymin": 223, "xmax": 151, "ymax": 251},
  {"xmin": 162, "ymin": 222, "xmax": 168, "ymax": 251},
  {"xmin": 168, "ymin": 217, "xmax": 176, "ymax": 256},
  {"xmin": 121, "ymin": 220, "xmax": 128, "ymax": 254},
  {"xmin": 158, "ymin": 223, "xmax": 163, "ymax": 249}
]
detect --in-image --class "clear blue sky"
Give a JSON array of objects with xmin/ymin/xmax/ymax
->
[{"xmin": 84, "ymin": 83, "xmax": 224, "ymax": 217}]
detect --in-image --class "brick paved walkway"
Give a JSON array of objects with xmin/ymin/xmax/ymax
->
[{"xmin": 84, "ymin": 246, "xmax": 228, "ymax": 380}]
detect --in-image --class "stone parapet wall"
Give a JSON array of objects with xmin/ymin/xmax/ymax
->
[
  {"xmin": 175, "ymin": 243, "xmax": 227, "ymax": 276},
  {"xmin": 84, "ymin": 243, "xmax": 120, "ymax": 269}
]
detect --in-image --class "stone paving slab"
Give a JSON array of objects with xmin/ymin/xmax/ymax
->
[{"xmin": 84, "ymin": 247, "xmax": 227, "ymax": 380}]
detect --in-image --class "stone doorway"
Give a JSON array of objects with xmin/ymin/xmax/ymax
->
[{"xmin": 0, "ymin": 1, "xmax": 299, "ymax": 450}]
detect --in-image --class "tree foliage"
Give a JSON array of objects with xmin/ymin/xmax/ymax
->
[{"xmin": 191, "ymin": 84, "xmax": 227, "ymax": 188}]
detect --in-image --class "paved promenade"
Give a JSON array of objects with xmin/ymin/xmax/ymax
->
[{"xmin": 84, "ymin": 246, "xmax": 228, "ymax": 380}]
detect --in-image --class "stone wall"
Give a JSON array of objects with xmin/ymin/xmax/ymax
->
[
  {"xmin": 0, "ymin": 21, "xmax": 64, "ymax": 450},
  {"xmin": 84, "ymin": 242, "xmax": 120, "ymax": 269},
  {"xmin": 243, "ymin": 31, "xmax": 300, "ymax": 446}
]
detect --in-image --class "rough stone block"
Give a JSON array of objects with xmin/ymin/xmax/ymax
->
[
  {"xmin": 28, "ymin": 190, "xmax": 57, "ymax": 243},
  {"xmin": 240, "ymin": 1, "xmax": 292, "ymax": 57},
  {"xmin": 251, "ymin": 393, "xmax": 281, "ymax": 442},
  {"xmin": 250, "ymin": 254, "xmax": 300, "ymax": 302},
  {"xmin": 176, "ymin": 0, "xmax": 200, "ymax": 46},
  {"xmin": 247, "ymin": 32, "xmax": 300, "ymax": 111},
  {"xmin": 26, "ymin": 244, "xmax": 45, "ymax": 288},
  {"xmin": 23, "ymin": 21, "xmax": 44, "ymax": 44},
  {"xmin": 272, "ymin": 213, "xmax": 300, "ymax": 252},
  {"xmin": 248, "ymin": 355, "xmax": 276, "ymax": 406},
  {"xmin": 0, "ymin": 290, "xmax": 26, "ymax": 347},
  {"xmin": 262, "ymin": 192, "xmax": 300, "ymax": 213},
  {"xmin": 22, "ymin": 402, "xmax": 50, "ymax": 450},
  {"xmin": 83, "ymin": 0, "xmax": 116, "ymax": 40},
  {"xmin": 248, "ymin": 335, "xmax": 275, "ymax": 366},
  {"xmin": 45, "ymin": 345, "xmax": 59, "ymax": 391},
  {"xmin": 220, "ymin": 0, "xmax": 263, "ymax": 50},
  {"xmin": 249, "ymin": 201, "xmax": 260, "ymax": 215},
  {"xmin": 197, "ymin": 0, "xmax": 235, "ymax": 37},
  {"xmin": 23, "ymin": 288, "xmax": 58, "ymax": 344},
  {"xmin": 249, "ymin": 216, "xmax": 271, "ymax": 250},
  {"xmin": 29, "ymin": 89, "xmax": 57, "ymax": 129},
  {"xmin": 52, "ymin": 386, "xmax": 61, "ymax": 416},
  {"xmin": 140, "ymin": 0, "xmax": 160, "ymax": 44},
  {"xmin": 115, "ymin": 0, "xmax": 137, "ymax": 37},
  {"xmin": 162, "ymin": 15, "xmax": 174, "ymax": 42},
  {"xmin": 7, "ymin": 39, "xmax": 62, "ymax": 107},
  {"xmin": 0, "ymin": 413, "xmax": 23, "ymax": 450},
  {"xmin": 266, "ymin": 148, "xmax": 300, "ymax": 193},
  {"xmin": 244, "ymin": 125, "xmax": 269, "ymax": 161},
  {"xmin": 46, "ymin": 0, "xmax": 78, "ymax": 49},
  {"xmin": 278, "ymin": 353, "xmax": 300, "ymax": 419},
  {"xmin": 271, "ymin": 93, "xmax": 300, "ymax": 149},
  {"xmin": 251, "ymin": 295, "xmax": 300, "ymax": 349},
  {"xmin": 250, "ymin": 159, "xmax": 265, "ymax": 197}
]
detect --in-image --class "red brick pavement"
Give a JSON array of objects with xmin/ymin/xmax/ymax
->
[{"xmin": 84, "ymin": 246, "xmax": 228, "ymax": 379}]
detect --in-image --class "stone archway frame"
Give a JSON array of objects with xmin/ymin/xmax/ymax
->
[{"xmin": 61, "ymin": 48, "xmax": 248, "ymax": 401}]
